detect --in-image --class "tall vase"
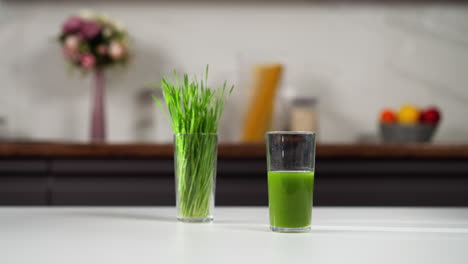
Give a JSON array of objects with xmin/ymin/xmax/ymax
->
[
  {"xmin": 174, "ymin": 133, "xmax": 217, "ymax": 222},
  {"xmin": 90, "ymin": 68, "xmax": 106, "ymax": 142}
]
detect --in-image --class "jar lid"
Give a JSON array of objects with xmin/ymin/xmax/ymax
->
[{"xmin": 292, "ymin": 97, "xmax": 318, "ymax": 106}]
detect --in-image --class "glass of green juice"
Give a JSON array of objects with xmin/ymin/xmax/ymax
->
[{"xmin": 266, "ymin": 131, "xmax": 316, "ymax": 233}]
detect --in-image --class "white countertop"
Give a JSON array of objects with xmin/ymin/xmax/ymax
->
[{"xmin": 1, "ymin": 207, "xmax": 468, "ymax": 264}]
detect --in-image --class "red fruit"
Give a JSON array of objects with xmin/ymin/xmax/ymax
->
[
  {"xmin": 420, "ymin": 107, "xmax": 441, "ymax": 124},
  {"xmin": 380, "ymin": 109, "xmax": 397, "ymax": 123}
]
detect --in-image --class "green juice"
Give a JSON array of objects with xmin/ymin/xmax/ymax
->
[{"xmin": 268, "ymin": 171, "xmax": 314, "ymax": 228}]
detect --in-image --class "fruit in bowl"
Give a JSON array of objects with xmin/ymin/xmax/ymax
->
[
  {"xmin": 420, "ymin": 107, "xmax": 441, "ymax": 124},
  {"xmin": 397, "ymin": 104, "xmax": 420, "ymax": 124},
  {"xmin": 379, "ymin": 105, "xmax": 441, "ymax": 143},
  {"xmin": 379, "ymin": 109, "xmax": 397, "ymax": 123}
]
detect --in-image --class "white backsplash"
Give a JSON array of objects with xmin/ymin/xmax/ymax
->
[{"xmin": 1, "ymin": 2, "xmax": 467, "ymax": 143}]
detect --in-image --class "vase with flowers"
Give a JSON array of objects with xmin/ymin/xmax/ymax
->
[{"xmin": 58, "ymin": 11, "xmax": 130, "ymax": 142}]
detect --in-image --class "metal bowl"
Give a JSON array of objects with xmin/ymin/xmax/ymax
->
[{"xmin": 380, "ymin": 123, "xmax": 438, "ymax": 143}]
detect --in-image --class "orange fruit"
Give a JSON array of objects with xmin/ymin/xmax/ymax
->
[{"xmin": 380, "ymin": 109, "xmax": 396, "ymax": 123}]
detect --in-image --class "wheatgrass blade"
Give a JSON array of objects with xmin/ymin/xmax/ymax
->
[{"xmin": 150, "ymin": 66, "xmax": 233, "ymax": 219}]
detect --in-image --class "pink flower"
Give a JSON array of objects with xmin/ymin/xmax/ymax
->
[
  {"xmin": 80, "ymin": 21, "xmax": 102, "ymax": 40},
  {"xmin": 64, "ymin": 35, "xmax": 80, "ymax": 51},
  {"xmin": 96, "ymin": 45, "xmax": 107, "ymax": 56},
  {"xmin": 109, "ymin": 41, "xmax": 125, "ymax": 60},
  {"xmin": 63, "ymin": 16, "xmax": 84, "ymax": 34},
  {"xmin": 62, "ymin": 48, "xmax": 80, "ymax": 62},
  {"xmin": 81, "ymin": 53, "xmax": 96, "ymax": 69}
]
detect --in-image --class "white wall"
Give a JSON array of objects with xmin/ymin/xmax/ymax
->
[{"xmin": 1, "ymin": 1, "xmax": 467, "ymax": 143}]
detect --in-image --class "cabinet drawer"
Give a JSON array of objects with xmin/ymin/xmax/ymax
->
[{"xmin": 0, "ymin": 176, "xmax": 48, "ymax": 205}]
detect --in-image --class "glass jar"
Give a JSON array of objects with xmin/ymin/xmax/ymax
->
[
  {"xmin": 289, "ymin": 97, "xmax": 318, "ymax": 133},
  {"xmin": 0, "ymin": 117, "xmax": 7, "ymax": 140}
]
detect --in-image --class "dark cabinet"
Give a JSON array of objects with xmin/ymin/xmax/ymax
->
[
  {"xmin": 0, "ymin": 160, "xmax": 49, "ymax": 205},
  {"xmin": 1, "ymin": 143, "xmax": 468, "ymax": 206}
]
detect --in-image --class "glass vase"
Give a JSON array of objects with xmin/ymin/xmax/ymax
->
[
  {"xmin": 174, "ymin": 133, "xmax": 217, "ymax": 222},
  {"xmin": 90, "ymin": 68, "xmax": 106, "ymax": 142}
]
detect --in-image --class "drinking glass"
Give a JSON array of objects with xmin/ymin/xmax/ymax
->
[
  {"xmin": 174, "ymin": 133, "xmax": 217, "ymax": 222},
  {"xmin": 266, "ymin": 131, "xmax": 316, "ymax": 232}
]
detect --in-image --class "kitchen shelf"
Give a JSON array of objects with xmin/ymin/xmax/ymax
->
[{"xmin": 1, "ymin": 142, "xmax": 468, "ymax": 159}]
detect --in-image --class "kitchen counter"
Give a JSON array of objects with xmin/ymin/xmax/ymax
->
[
  {"xmin": 1, "ymin": 207, "xmax": 467, "ymax": 264},
  {"xmin": 1, "ymin": 142, "xmax": 468, "ymax": 158}
]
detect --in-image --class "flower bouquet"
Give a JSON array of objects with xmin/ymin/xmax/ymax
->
[{"xmin": 58, "ymin": 11, "xmax": 130, "ymax": 142}]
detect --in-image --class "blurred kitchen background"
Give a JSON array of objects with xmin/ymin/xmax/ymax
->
[
  {"xmin": 1, "ymin": 0, "xmax": 468, "ymax": 207},
  {"xmin": 1, "ymin": 1, "xmax": 467, "ymax": 143}
]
